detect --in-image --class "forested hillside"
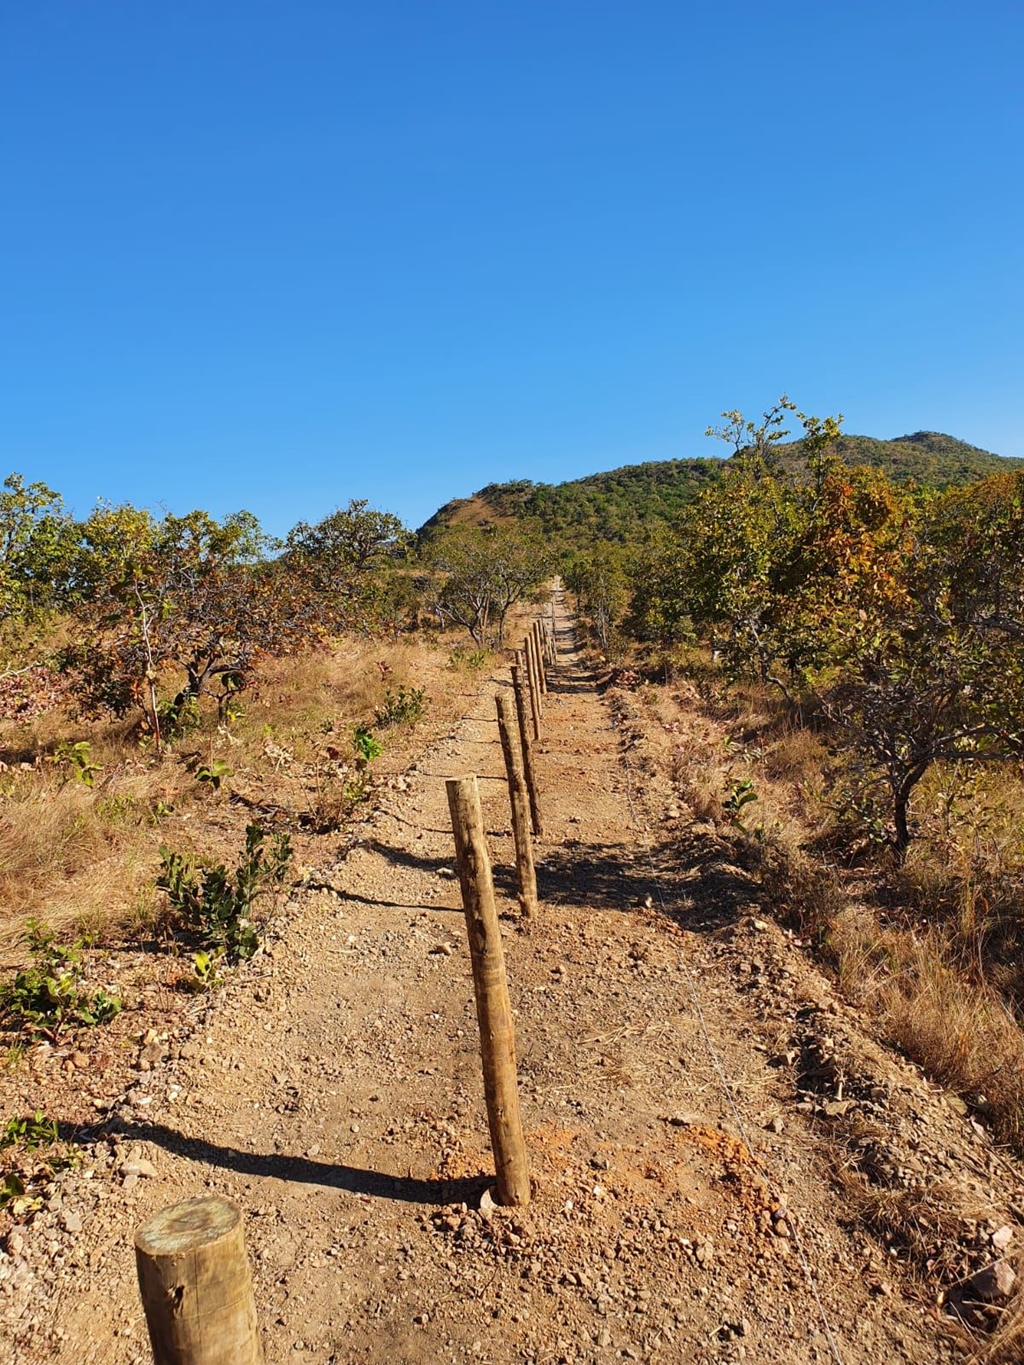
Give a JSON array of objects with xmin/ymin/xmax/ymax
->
[
  {"xmin": 420, "ymin": 458, "xmax": 721, "ymax": 543},
  {"xmin": 775, "ymin": 429, "xmax": 1019, "ymax": 485},
  {"xmin": 421, "ymin": 430, "xmax": 1021, "ymax": 547}
]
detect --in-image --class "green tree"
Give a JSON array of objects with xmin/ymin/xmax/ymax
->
[
  {"xmin": 0, "ymin": 474, "xmax": 76, "ymax": 624},
  {"xmin": 564, "ymin": 543, "xmax": 628, "ymax": 653},
  {"xmin": 285, "ymin": 500, "xmax": 407, "ymax": 632},
  {"xmin": 423, "ymin": 524, "xmax": 550, "ymax": 647},
  {"xmin": 824, "ymin": 472, "xmax": 1024, "ymax": 857},
  {"xmin": 65, "ymin": 505, "xmax": 304, "ymax": 741}
]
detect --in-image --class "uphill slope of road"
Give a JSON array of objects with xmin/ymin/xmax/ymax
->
[{"xmin": 4, "ymin": 593, "xmax": 1017, "ymax": 1364}]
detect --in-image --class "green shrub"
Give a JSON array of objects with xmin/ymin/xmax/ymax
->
[
  {"xmin": 0, "ymin": 922, "xmax": 122, "ymax": 1037},
  {"xmin": 49, "ymin": 740, "xmax": 102, "ymax": 788},
  {"xmin": 374, "ymin": 684, "xmax": 427, "ymax": 727},
  {"xmin": 352, "ymin": 727, "xmax": 383, "ymax": 764},
  {"xmin": 157, "ymin": 824, "xmax": 292, "ymax": 961}
]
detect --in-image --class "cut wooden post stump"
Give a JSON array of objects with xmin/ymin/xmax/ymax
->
[
  {"xmin": 446, "ymin": 775, "xmax": 531, "ymax": 1207},
  {"xmin": 135, "ymin": 1196, "xmax": 264, "ymax": 1365}
]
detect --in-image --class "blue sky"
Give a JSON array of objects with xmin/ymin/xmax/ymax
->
[{"xmin": 2, "ymin": 1, "xmax": 1022, "ymax": 533}]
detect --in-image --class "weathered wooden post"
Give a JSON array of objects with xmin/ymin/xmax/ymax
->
[
  {"xmin": 446, "ymin": 776, "xmax": 532, "ymax": 1207},
  {"xmin": 495, "ymin": 692, "xmax": 538, "ymax": 921},
  {"xmin": 524, "ymin": 635, "xmax": 543, "ymax": 734},
  {"xmin": 135, "ymin": 1196, "xmax": 264, "ymax": 1365},
  {"xmin": 511, "ymin": 661, "xmax": 543, "ymax": 836},
  {"xmin": 533, "ymin": 621, "xmax": 548, "ymax": 694}
]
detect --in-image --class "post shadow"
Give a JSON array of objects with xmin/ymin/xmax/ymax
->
[{"xmin": 61, "ymin": 1117, "xmax": 489, "ymax": 1207}]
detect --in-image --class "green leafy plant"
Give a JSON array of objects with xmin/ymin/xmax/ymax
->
[
  {"xmin": 2, "ymin": 1111, "xmax": 58, "ymax": 1150},
  {"xmin": 194, "ymin": 758, "xmax": 233, "ymax": 791},
  {"xmin": 352, "ymin": 727, "xmax": 383, "ymax": 765},
  {"xmin": 157, "ymin": 693, "xmax": 202, "ymax": 739},
  {"xmin": 157, "ymin": 825, "xmax": 292, "ymax": 962},
  {"xmin": 374, "ymin": 684, "xmax": 427, "ymax": 728},
  {"xmin": 190, "ymin": 948, "xmax": 225, "ymax": 991},
  {"xmin": 0, "ymin": 922, "xmax": 122, "ymax": 1038},
  {"xmin": 148, "ymin": 798, "xmax": 174, "ymax": 825},
  {"xmin": 49, "ymin": 740, "xmax": 102, "ymax": 788},
  {"xmin": 724, "ymin": 779, "xmax": 759, "ymax": 831},
  {"xmin": 0, "ymin": 1108, "xmax": 78, "ymax": 1222}
]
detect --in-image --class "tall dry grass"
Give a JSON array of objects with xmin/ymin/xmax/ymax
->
[
  {"xmin": 0, "ymin": 632, "xmax": 474, "ymax": 960},
  {"xmin": 637, "ymin": 645, "xmax": 1024, "ymax": 1158}
]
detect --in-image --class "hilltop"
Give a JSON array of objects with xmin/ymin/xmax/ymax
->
[
  {"xmin": 775, "ymin": 429, "xmax": 1019, "ymax": 485},
  {"xmin": 419, "ymin": 431, "xmax": 1021, "ymax": 544},
  {"xmin": 419, "ymin": 458, "xmax": 721, "ymax": 544}
]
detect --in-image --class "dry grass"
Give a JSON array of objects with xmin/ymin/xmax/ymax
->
[
  {"xmin": 877, "ymin": 943, "xmax": 1024, "ymax": 1149},
  {"xmin": 636, "ymin": 644, "xmax": 1024, "ymax": 1160},
  {"xmin": 630, "ymin": 645, "xmax": 1024, "ymax": 1352},
  {"xmin": 0, "ymin": 632, "xmax": 474, "ymax": 961}
]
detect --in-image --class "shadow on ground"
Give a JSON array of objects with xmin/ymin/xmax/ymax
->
[
  {"xmin": 66, "ymin": 1118, "xmax": 489, "ymax": 1207},
  {"xmin": 538, "ymin": 828, "xmax": 758, "ymax": 933}
]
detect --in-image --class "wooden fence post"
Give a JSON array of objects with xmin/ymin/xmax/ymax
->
[
  {"xmin": 446, "ymin": 776, "xmax": 532, "ymax": 1207},
  {"xmin": 135, "ymin": 1196, "xmax": 264, "ymax": 1365},
  {"xmin": 532, "ymin": 622, "xmax": 548, "ymax": 694},
  {"xmin": 524, "ymin": 635, "xmax": 542, "ymax": 735},
  {"xmin": 511, "ymin": 662, "xmax": 542, "ymax": 836},
  {"xmin": 495, "ymin": 692, "xmax": 538, "ymax": 921}
]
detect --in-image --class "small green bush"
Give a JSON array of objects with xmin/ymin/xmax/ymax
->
[
  {"xmin": 0, "ymin": 922, "xmax": 122, "ymax": 1038},
  {"xmin": 49, "ymin": 741, "xmax": 102, "ymax": 788},
  {"xmin": 374, "ymin": 684, "xmax": 427, "ymax": 728},
  {"xmin": 157, "ymin": 824, "xmax": 292, "ymax": 961},
  {"xmin": 2, "ymin": 1111, "xmax": 58, "ymax": 1150},
  {"xmin": 353, "ymin": 727, "xmax": 383, "ymax": 764}
]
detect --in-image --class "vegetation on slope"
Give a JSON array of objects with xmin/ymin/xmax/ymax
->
[
  {"xmin": 566, "ymin": 395, "xmax": 1024, "ymax": 1169},
  {"xmin": 774, "ymin": 429, "xmax": 1020, "ymax": 486},
  {"xmin": 421, "ymin": 430, "xmax": 1020, "ymax": 550}
]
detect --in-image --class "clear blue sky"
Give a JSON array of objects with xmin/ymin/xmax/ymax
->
[{"xmin": 2, "ymin": 1, "xmax": 1022, "ymax": 534}]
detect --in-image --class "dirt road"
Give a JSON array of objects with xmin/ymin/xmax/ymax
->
[{"xmin": 5, "ymin": 593, "xmax": 1000, "ymax": 1363}]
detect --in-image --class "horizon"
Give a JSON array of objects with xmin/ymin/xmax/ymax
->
[
  {"xmin": 9, "ymin": 424, "xmax": 1020, "ymax": 536},
  {"xmin": 3, "ymin": 2, "xmax": 1022, "ymax": 534}
]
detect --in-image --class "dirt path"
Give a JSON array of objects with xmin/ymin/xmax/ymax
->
[{"xmin": 3, "ymin": 594, "xmax": 986, "ymax": 1363}]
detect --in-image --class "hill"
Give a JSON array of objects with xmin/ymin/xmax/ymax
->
[
  {"xmin": 420, "ymin": 433, "xmax": 1021, "ymax": 545},
  {"xmin": 774, "ymin": 430, "xmax": 1020, "ymax": 485},
  {"xmin": 419, "ymin": 459, "xmax": 722, "ymax": 544}
]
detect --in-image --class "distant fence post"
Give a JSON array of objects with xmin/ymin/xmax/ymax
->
[
  {"xmin": 524, "ymin": 635, "xmax": 543, "ymax": 736},
  {"xmin": 495, "ymin": 692, "xmax": 538, "ymax": 921},
  {"xmin": 135, "ymin": 1196, "xmax": 264, "ymax": 1365},
  {"xmin": 446, "ymin": 776, "xmax": 532, "ymax": 1207},
  {"xmin": 511, "ymin": 661, "xmax": 542, "ymax": 836},
  {"xmin": 541, "ymin": 617, "xmax": 553, "ymax": 667},
  {"xmin": 532, "ymin": 621, "xmax": 548, "ymax": 694}
]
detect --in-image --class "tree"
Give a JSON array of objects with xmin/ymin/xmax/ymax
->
[
  {"xmin": 564, "ymin": 543, "xmax": 628, "ymax": 653},
  {"xmin": 0, "ymin": 474, "xmax": 76, "ymax": 624},
  {"xmin": 423, "ymin": 524, "xmax": 550, "ymax": 647},
  {"xmin": 285, "ymin": 500, "xmax": 407, "ymax": 632},
  {"xmin": 65, "ymin": 505, "xmax": 308, "ymax": 741},
  {"xmin": 705, "ymin": 394, "xmax": 798, "ymax": 477},
  {"xmin": 822, "ymin": 472, "xmax": 1024, "ymax": 858}
]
